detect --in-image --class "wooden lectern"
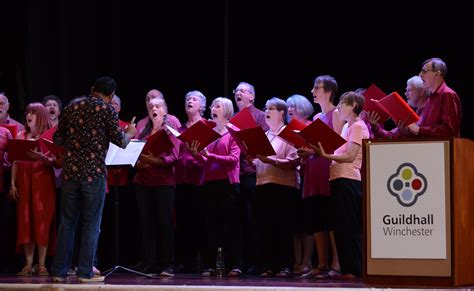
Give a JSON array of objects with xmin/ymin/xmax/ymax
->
[{"xmin": 363, "ymin": 138, "xmax": 474, "ymax": 287}]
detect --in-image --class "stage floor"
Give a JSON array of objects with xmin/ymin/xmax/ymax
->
[{"xmin": 0, "ymin": 273, "xmax": 470, "ymax": 291}]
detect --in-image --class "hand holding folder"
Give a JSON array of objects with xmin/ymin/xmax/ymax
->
[
  {"xmin": 362, "ymin": 84, "xmax": 390, "ymax": 124},
  {"xmin": 39, "ymin": 138, "xmax": 65, "ymax": 157},
  {"xmin": 371, "ymin": 92, "xmax": 420, "ymax": 126},
  {"xmin": 166, "ymin": 120, "xmax": 221, "ymax": 152}
]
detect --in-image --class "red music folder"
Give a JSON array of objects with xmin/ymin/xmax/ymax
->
[
  {"xmin": 0, "ymin": 124, "xmax": 18, "ymax": 139},
  {"xmin": 5, "ymin": 139, "xmax": 40, "ymax": 162},
  {"xmin": 40, "ymin": 126, "xmax": 57, "ymax": 141},
  {"xmin": 299, "ymin": 119, "xmax": 347, "ymax": 154},
  {"xmin": 229, "ymin": 107, "xmax": 257, "ymax": 130},
  {"xmin": 278, "ymin": 119, "xmax": 311, "ymax": 149},
  {"xmin": 372, "ymin": 92, "xmax": 420, "ymax": 126},
  {"xmin": 227, "ymin": 125, "xmax": 276, "ymax": 157},
  {"xmin": 362, "ymin": 84, "xmax": 390, "ymax": 124},
  {"xmin": 167, "ymin": 120, "xmax": 221, "ymax": 152},
  {"xmin": 39, "ymin": 138, "xmax": 65, "ymax": 157},
  {"xmin": 142, "ymin": 128, "xmax": 175, "ymax": 156}
]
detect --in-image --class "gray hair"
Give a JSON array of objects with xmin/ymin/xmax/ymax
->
[
  {"xmin": 407, "ymin": 76, "xmax": 424, "ymax": 89},
  {"xmin": 185, "ymin": 90, "xmax": 207, "ymax": 116},
  {"xmin": 286, "ymin": 94, "xmax": 314, "ymax": 120},
  {"xmin": 211, "ymin": 97, "xmax": 234, "ymax": 120}
]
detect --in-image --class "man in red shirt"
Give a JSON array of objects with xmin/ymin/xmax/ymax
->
[{"xmin": 407, "ymin": 57, "xmax": 462, "ymax": 137}]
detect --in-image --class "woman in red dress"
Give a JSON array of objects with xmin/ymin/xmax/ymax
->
[{"xmin": 9, "ymin": 102, "xmax": 58, "ymax": 276}]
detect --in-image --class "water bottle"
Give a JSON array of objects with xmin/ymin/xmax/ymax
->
[{"xmin": 216, "ymin": 247, "xmax": 225, "ymax": 277}]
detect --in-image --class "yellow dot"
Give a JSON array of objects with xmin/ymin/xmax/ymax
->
[{"xmin": 402, "ymin": 168, "xmax": 412, "ymax": 180}]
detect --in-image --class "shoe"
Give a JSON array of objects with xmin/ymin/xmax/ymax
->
[
  {"xmin": 160, "ymin": 267, "xmax": 174, "ymax": 277},
  {"xmin": 92, "ymin": 266, "xmax": 101, "ymax": 275},
  {"xmin": 36, "ymin": 265, "xmax": 49, "ymax": 276},
  {"xmin": 17, "ymin": 266, "xmax": 32, "ymax": 276},
  {"xmin": 293, "ymin": 264, "xmax": 312, "ymax": 276},
  {"xmin": 245, "ymin": 266, "xmax": 258, "ymax": 275},
  {"xmin": 299, "ymin": 267, "xmax": 326, "ymax": 278},
  {"xmin": 79, "ymin": 274, "xmax": 105, "ymax": 283},
  {"xmin": 275, "ymin": 267, "xmax": 292, "ymax": 278},
  {"xmin": 52, "ymin": 276, "xmax": 67, "ymax": 283},
  {"xmin": 260, "ymin": 270, "xmax": 274, "ymax": 278},
  {"xmin": 67, "ymin": 268, "xmax": 76, "ymax": 275},
  {"xmin": 315, "ymin": 267, "xmax": 341, "ymax": 279},
  {"xmin": 201, "ymin": 268, "xmax": 215, "ymax": 277},
  {"xmin": 160, "ymin": 266, "xmax": 174, "ymax": 277},
  {"xmin": 228, "ymin": 268, "xmax": 242, "ymax": 277}
]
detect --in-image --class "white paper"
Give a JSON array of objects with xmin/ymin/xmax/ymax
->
[{"xmin": 105, "ymin": 140, "xmax": 146, "ymax": 166}]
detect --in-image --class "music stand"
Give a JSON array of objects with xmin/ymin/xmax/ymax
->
[{"xmin": 102, "ymin": 141, "xmax": 153, "ymax": 278}]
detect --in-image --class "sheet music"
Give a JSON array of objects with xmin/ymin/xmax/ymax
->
[{"xmin": 105, "ymin": 140, "xmax": 146, "ymax": 166}]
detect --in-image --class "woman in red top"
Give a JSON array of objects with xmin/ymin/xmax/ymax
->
[{"xmin": 10, "ymin": 102, "xmax": 59, "ymax": 276}]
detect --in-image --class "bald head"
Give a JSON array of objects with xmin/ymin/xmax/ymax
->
[{"xmin": 146, "ymin": 89, "xmax": 164, "ymax": 105}]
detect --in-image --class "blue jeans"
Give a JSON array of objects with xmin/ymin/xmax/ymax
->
[{"xmin": 52, "ymin": 178, "xmax": 106, "ymax": 278}]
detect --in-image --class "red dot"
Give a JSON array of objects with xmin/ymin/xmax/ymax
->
[{"xmin": 412, "ymin": 179, "xmax": 422, "ymax": 190}]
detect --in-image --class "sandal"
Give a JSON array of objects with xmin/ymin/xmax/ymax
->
[
  {"xmin": 315, "ymin": 267, "xmax": 341, "ymax": 279},
  {"xmin": 293, "ymin": 264, "xmax": 312, "ymax": 276},
  {"xmin": 275, "ymin": 267, "xmax": 292, "ymax": 278},
  {"xmin": 36, "ymin": 265, "xmax": 49, "ymax": 276},
  {"xmin": 260, "ymin": 270, "xmax": 274, "ymax": 278},
  {"xmin": 228, "ymin": 268, "xmax": 242, "ymax": 277},
  {"xmin": 202, "ymin": 268, "xmax": 215, "ymax": 277},
  {"xmin": 17, "ymin": 266, "xmax": 33, "ymax": 276},
  {"xmin": 300, "ymin": 267, "xmax": 326, "ymax": 278}
]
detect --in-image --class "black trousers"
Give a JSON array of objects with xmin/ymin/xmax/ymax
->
[
  {"xmin": 135, "ymin": 184, "xmax": 175, "ymax": 269},
  {"xmin": 174, "ymin": 183, "xmax": 205, "ymax": 271},
  {"xmin": 239, "ymin": 173, "xmax": 261, "ymax": 271},
  {"xmin": 330, "ymin": 178, "xmax": 362, "ymax": 277},
  {"xmin": 255, "ymin": 183, "xmax": 297, "ymax": 273},
  {"xmin": 201, "ymin": 179, "xmax": 243, "ymax": 271}
]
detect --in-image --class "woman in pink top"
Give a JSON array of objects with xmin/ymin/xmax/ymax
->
[
  {"xmin": 174, "ymin": 90, "xmax": 207, "ymax": 273},
  {"xmin": 297, "ymin": 75, "xmax": 344, "ymax": 278},
  {"xmin": 189, "ymin": 97, "xmax": 242, "ymax": 277},
  {"xmin": 314, "ymin": 91, "xmax": 370, "ymax": 279},
  {"xmin": 252, "ymin": 97, "xmax": 300, "ymax": 278},
  {"xmin": 132, "ymin": 98, "xmax": 178, "ymax": 277}
]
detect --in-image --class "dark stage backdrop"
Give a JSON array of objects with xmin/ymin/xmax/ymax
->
[
  {"xmin": 1, "ymin": 0, "xmax": 473, "ymax": 270},
  {"xmin": 1, "ymin": 0, "xmax": 473, "ymax": 139}
]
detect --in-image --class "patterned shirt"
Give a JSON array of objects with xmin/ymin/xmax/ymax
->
[{"xmin": 54, "ymin": 96, "xmax": 127, "ymax": 182}]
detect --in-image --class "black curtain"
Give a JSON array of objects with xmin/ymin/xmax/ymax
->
[{"xmin": 2, "ymin": 0, "xmax": 473, "ymax": 138}]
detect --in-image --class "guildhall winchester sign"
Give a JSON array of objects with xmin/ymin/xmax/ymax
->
[{"xmin": 368, "ymin": 142, "xmax": 447, "ymax": 259}]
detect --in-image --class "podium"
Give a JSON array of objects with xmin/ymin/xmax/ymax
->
[{"xmin": 362, "ymin": 138, "xmax": 474, "ymax": 287}]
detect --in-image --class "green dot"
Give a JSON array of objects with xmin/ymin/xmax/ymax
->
[{"xmin": 402, "ymin": 168, "xmax": 412, "ymax": 180}]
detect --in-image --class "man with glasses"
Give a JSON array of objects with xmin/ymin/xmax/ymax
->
[
  {"xmin": 406, "ymin": 57, "xmax": 462, "ymax": 137},
  {"xmin": 233, "ymin": 81, "xmax": 269, "ymax": 275}
]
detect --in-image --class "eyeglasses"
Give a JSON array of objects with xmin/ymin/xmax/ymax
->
[
  {"xmin": 420, "ymin": 68, "xmax": 437, "ymax": 74},
  {"xmin": 313, "ymin": 85, "xmax": 325, "ymax": 90},
  {"xmin": 233, "ymin": 88, "xmax": 250, "ymax": 94}
]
